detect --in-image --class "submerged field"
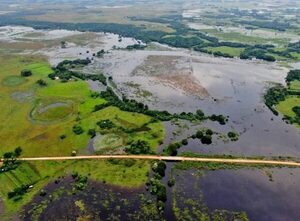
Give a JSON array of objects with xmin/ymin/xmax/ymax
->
[{"xmin": 0, "ymin": 0, "xmax": 300, "ymax": 218}]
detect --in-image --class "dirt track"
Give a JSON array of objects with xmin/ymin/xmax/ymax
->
[{"xmin": 6, "ymin": 155, "xmax": 300, "ymax": 167}]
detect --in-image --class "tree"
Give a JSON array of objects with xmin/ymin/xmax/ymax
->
[
  {"xmin": 14, "ymin": 147, "xmax": 22, "ymax": 157},
  {"xmin": 201, "ymin": 135, "xmax": 212, "ymax": 145},
  {"xmin": 196, "ymin": 131, "xmax": 203, "ymax": 139},
  {"xmin": 36, "ymin": 79, "xmax": 47, "ymax": 86},
  {"xmin": 87, "ymin": 129, "xmax": 96, "ymax": 138},
  {"xmin": 73, "ymin": 125, "xmax": 84, "ymax": 135},
  {"xmin": 21, "ymin": 69, "xmax": 32, "ymax": 77}
]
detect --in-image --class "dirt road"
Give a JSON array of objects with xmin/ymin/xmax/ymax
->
[{"xmin": 7, "ymin": 155, "xmax": 300, "ymax": 167}]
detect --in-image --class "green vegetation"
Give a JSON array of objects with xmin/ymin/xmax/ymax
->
[{"xmin": 265, "ymin": 69, "xmax": 300, "ymax": 127}]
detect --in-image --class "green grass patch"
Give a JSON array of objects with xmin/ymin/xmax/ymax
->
[
  {"xmin": 205, "ymin": 46, "xmax": 244, "ymax": 57},
  {"xmin": 289, "ymin": 80, "xmax": 300, "ymax": 91},
  {"xmin": 2, "ymin": 76, "xmax": 27, "ymax": 87},
  {"xmin": 276, "ymin": 96, "xmax": 300, "ymax": 119}
]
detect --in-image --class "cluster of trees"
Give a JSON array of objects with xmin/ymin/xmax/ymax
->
[
  {"xmin": 264, "ymin": 85, "xmax": 287, "ymax": 115},
  {"xmin": 265, "ymin": 69, "xmax": 300, "ymax": 116},
  {"xmin": 191, "ymin": 129, "xmax": 213, "ymax": 145},
  {"xmin": 228, "ymin": 131, "xmax": 239, "ymax": 141},
  {"xmin": 96, "ymin": 49, "xmax": 105, "ymax": 57},
  {"xmin": 240, "ymin": 47, "xmax": 276, "ymax": 62},
  {"xmin": 8, "ymin": 184, "xmax": 31, "ymax": 200},
  {"xmin": 2, "ymin": 14, "xmax": 290, "ymax": 62},
  {"xmin": 126, "ymin": 44, "xmax": 147, "ymax": 50},
  {"xmin": 21, "ymin": 69, "xmax": 32, "ymax": 77},
  {"xmin": 160, "ymin": 35, "xmax": 203, "ymax": 48},
  {"xmin": 97, "ymin": 119, "xmax": 115, "ymax": 130},
  {"xmin": 1, "ymin": 147, "xmax": 23, "ymax": 173},
  {"xmin": 238, "ymin": 20, "xmax": 291, "ymax": 32},
  {"xmin": 125, "ymin": 140, "xmax": 151, "ymax": 154},
  {"xmin": 72, "ymin": 172, "xmax": 88, "ymax": 191},
  {"xmin": 49, "ymin": 59, "xmax": 107, "ymax": 85},
  {"xmin": 146, "ymin": 161, "xmax": 168, "ymax": 209},
  {"xmin": 286, "ymin": 69, "xmax": 300, "ymax": 84},
  {"xmin": 95, "ymin": 88, "xmax": 226, "ymax": 124}
]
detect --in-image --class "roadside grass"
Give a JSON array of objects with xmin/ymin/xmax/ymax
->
[{"xmin": 204, "ymin": 46, "xmax": 244, "ymax": 57}]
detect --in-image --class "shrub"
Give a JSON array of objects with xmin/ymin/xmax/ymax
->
[
  {"xmin": 73, "ymin": 125, "xmax": 84, "ymax": 135},
  {"xmin": 201, "ymin": 135, "xmax": 212, "ymax": 144},
  {"xmin": 21, "ymin": 69, "xmax": 32, "ymax": 77}
]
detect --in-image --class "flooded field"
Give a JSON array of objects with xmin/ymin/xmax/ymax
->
[
  {"xmin": 199, "ymin": 168, "xmax": 300, "ymax": 221},
  {"xmin": 1, "ymin": 25, "xmax": 300, "ymax": 220}
]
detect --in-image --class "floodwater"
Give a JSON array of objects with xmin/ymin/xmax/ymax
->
[
  {"xmin": 198, "ymin": 168, "xmax": 300, "ymax": 221},
  {"xmin": 3, "ymin": 25, "xmax": 298, "ymax": 157},
  {"xmin": 1, "ymin": 26, "xmax": 300, "ymax": 220}
]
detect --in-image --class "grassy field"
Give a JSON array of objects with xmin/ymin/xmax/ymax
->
[
  {"xmin": 0, "ymin": 54, "xmax": 164, "ymax": 157},
  {"xmin": 0, "ymin": 53, "xmax": 164, "ymax": 219},
  {"xmin": 276, "ymin": 96, "xmax": 300, "ymax": 119},
  {"xmin": 202, "ymin": 29, "xmax": 288, "ymax": 45},
  {"xmin": 205, "ymin": 46, "xmax": 244, "ymax": 57},
  {"xmin": 289, "ymin": 80, "xmax": 300, "ymax": 91}
]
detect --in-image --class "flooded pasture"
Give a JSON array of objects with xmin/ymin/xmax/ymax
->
[{"xmin": 198, "ymin": 168, "xmax": 300, "ymax": 221}]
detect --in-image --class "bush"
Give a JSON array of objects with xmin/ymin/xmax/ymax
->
[
  {"xmin": 97, "ymin": 119, "xmax": 115, "ymax": 130},
  {"xmin": 36, "ymin": 79, "xmax": 47, "ymax": 86},
  {"xmin": 72, "ymin": 125, "xmax": 84, "ymax": 135},
  {"xmin": 196, "ymin": 131, "xmax": 203, "ymax": 139},
  {"xmin": 125, "ymin": 140, "xmax": 151, "ymax": 154},
  {"xmin": 201, "ymin": 135, "xmax": 212, "ymax": 144},
  {"xmin": 87, "ymin": 129, "xmax": 96, "ymax": 138},
  {"xmin": 181, "ymin": 139, "xmax": 188, "ymax": 145},
  {"xmin": 21, "ymin": 69, "xmax": 32, "ymax": 77}
]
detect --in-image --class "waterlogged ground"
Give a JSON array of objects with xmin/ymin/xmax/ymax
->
[{"xmin": 1, "ymin": 26, "xmax": 300, "ymax": 220}]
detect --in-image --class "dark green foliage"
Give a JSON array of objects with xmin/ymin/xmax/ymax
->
[
  {"xmin": 264, "ymin": 85, "xmax": 287, "ymax": 115},
  {"xmin": 8, "ymin": 184, "xmax": 30, "ymax": 199},
  {"xmin": 196, "ymin": 131, "xmax": 204, "ymax": 139},
  {"xmin": 228, "ymin": 131, "xmax": 239, "ymax": 141},
  {"xmin": 125, "ymin": 140, "xmax": 151, "ymax": 154},
  {"xmin": 87, "ymin": 128, "xmax": 96, "ymax": 138},
  {"xmin": 21, "ymin": 69, "xmax": 32, "ymax": 77},
  {"xmin": 152, "ymin": 161, "xmax": 167, "ymax": 177},
  {"xmin": 126, "ymin": 44, "xmax": 147, "ymax": 50},
  {"xmin": 60, "ymin": 134, "xmax": 66, "ymax": 140},
  {"xmin": 240, "ymin": 47, "xmax": 276, "ymax": 62},
  {"xmin": 0, "ymin": 147, "xmax": 23, "ymax": 173},
  {"xmin": 292, "ymin": 106, "xmax": 300, "ymax": 117},
  {"xmin": 49, "ymin": 59, "xmax": 107, "ymax": 86},
  {"xmin": 73, "ymin": 175, "xmax": 88, "ymax": 191},
  {"xmin": 206, "ymin": 129, "xmax": 213, "ymax": 136},
  {"xmin": 14, "ymin": 146, "xmax": 22, "ymax": 157},
  {"xmin": 96, "ymin": 49, "xmax": 105, "ymax": 57},
  {"xmin": 286, "ymin": 70, "xmax": 300, "ymax": 84},
  {"xmin": 149, "ymin": 178, "xmax": 167, "ymax": 202},
  {"xmin": 167, "ymin": 178, "xmax": 175, "ymax": 187},
  {"xmin": 237, "ymin": 20, "xmax": 291, "ymax": 31},
  {"xmin": 72, "ymin": 125, "xmax": 84, "ymax": 135},
  {"xmin": 209, "ymin": 114, "xmax": 227, "ymax": 125},
  {"xmin": 36, "ymin": 79, "xmax": 47, "ymax": 86},
  {"xmin": 181, "ymin": 139, "xmax": 188, "ymax": 146},
  {"xmin": 97, "ymin": 119, "xmax": 115, "ymax": 130},
  {"xmin": 160, "ymin": 35, "xmax": 203, "ymax": 48},
  {"xmin": 164, "ymin": 143, "xmax": 181, "ymax": 156},
  {"xmin": 201, "ymin": 135, "xmax": 212, "ymax": 145}
]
